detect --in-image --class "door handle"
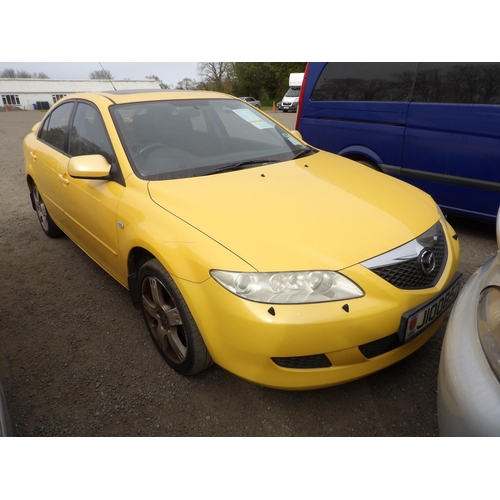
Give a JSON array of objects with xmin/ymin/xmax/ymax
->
[
  {"xmin": 30, "ymin": 152, "xmax": 37, "ymax": 160},
  {"xmin": 58, "ymin": 174, "xmax": 70, "ymax": 185}
]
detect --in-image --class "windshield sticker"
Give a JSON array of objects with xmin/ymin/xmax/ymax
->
[
  {"xmin": 233, "ymin": 109, "xmax": 274, "ymax": 129},
  {"xmin": 282, "ymin": 133, "xmax": 303, "ymax": 146}
]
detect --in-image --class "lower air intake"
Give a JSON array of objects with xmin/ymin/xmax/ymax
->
[{"xmin": 272, "ymin": 354, "xmax": 332, "ymax": 369}]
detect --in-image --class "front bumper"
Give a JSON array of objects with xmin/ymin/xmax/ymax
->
[
  {"xmin": 282, "ymin": 101, "xmax": 297, "ymax": 111},
  {"xmin": 176, "ymin": 227, "xmax": 460, "ymax": 390},
  {"xmin": 437, "ymin": 252, "xmax": 500, "ymax": 436}
]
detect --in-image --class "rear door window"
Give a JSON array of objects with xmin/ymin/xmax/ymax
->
[{"xmin": 40, "ymin": 102, "xmax": 74, "ymax": 152}]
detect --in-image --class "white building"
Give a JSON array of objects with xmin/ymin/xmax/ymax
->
[{"xmin": 0, "ymin": 78, "xmax": 162, "ymax": 110}]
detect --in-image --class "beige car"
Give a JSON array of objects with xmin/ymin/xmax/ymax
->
[{"xmin": 437, "ymin": 207, "xmax": 500, "ymax": 436}]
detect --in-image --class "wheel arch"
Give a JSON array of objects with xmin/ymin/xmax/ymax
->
[
  {"xmin": 26, "ymin": 174, "xmax": 36, "ymax": 211},
  {"xmin": 127, "ymin": 247, "xmax": 155, "ymax": 308},
  {"xmin": 126, "ymin": 243, "xmax": 213, "ymax": 308},
  {"xmin": 337, "ymin": 145, "xmax": 383, "ymax": 170}
]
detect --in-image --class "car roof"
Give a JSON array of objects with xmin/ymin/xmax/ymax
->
[{"xmin": 63, "ymin": 89, "xmax": 233, "ymax": 105}]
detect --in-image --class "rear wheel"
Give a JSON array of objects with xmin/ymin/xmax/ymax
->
[
  {"xmin": 32, "ymin": 183, "xmax": 63, "ymax": 237},
  {"xmin": 138, "ymin": 259, "xmax": 213, "ymax": 375}
]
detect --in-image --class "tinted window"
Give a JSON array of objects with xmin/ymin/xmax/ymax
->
[
  {"xmin": 42, "ymin": 102, "xmax": 74, "ymax": 151},
  {"xmin": 69, "ymin": 102, "xmax": 114, "ymax": 163},
  {"xmin": 311, "ymin": 62, "xmax": 417, "ymax": 102},
  {"xmin": 413, "ymin": 62, "xmax": 500, "ymax": 104}
]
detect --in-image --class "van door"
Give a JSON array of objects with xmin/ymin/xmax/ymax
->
[
  {"xmin": 446, "ymin": 101, "xmax": 500, "ymax": 219},
  {"xmin": 402, "ymin": 62, "xmax": 500, "ymax": 220},
  {"xmin": 298, "ymin": 62, "xmax": 416, "ymax": 169}
]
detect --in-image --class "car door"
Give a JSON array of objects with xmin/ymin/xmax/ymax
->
[
  {"xmin": 59, "ymin": 100, "xmax": 125, "ymax": 281},
  {"xmin": 31, "ymin": 101, "xmax": 75, "ymax": 231}
]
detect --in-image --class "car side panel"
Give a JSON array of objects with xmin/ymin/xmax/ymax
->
[
  {"xmin": 24, "ymin": 133, "xmax": 67, "ymax": 228},
  {"xmin": 58, "ymin": 156, "xmax": 125, "ymax": 284}
]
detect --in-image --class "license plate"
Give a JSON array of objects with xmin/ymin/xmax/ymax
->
[{"xmin": 398, "ymin": 272, "xmax": 462, "ymax": 343}]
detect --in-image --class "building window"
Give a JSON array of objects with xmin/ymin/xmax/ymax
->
[
  {"xmin": 1, "ymin": 94, "xmax": 21, "ymax": 105},
  {"xmin": 52, "ymin": 94, "xmax": 66, "ymax": 103}
]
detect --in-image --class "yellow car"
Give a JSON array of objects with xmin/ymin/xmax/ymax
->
[{"xmin": 23, "ymin": 90, "xmax": 460, "ymax": 390}]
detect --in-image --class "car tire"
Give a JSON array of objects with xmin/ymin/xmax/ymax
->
[
  {"xmin": 138, "ymin": 258, "xmax": 213, "ymax": 376},
  {"xmin": 31, "ymin": 182, "xmax": 63, "ymax": 238}
]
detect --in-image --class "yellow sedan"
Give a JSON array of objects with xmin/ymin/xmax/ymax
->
[{"xmin": 23, "ymin": 90, "xmax": 460, "ymax": 389}]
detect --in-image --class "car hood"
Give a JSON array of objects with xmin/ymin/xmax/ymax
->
[{"xmin": 147, "ymin": 152, "xmax": 439, "ymax": 272}]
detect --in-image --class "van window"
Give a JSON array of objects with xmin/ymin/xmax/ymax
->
[
  {"xmin": 285, "ymin": 88, "xmax": 301, "ymax": 98},
  {"xmin": 413, "ymin": 62, "xmax": 500, "ymax": 104},
  {"xmin": 311, "ymin": 62, "xmax": 417, "ymax": 102}
]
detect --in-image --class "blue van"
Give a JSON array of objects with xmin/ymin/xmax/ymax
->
[{"xmin": 296, "ymin": 62, "xmax": 500, "ymax": 222}]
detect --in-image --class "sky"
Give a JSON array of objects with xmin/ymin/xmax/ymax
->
[
  {"xmin": 2, "ymin": 2, "xmax": 495, "ymax": 88},
  {"xmin": 0, "ymin": 62, "xmax": 200, "ymax": 87}
]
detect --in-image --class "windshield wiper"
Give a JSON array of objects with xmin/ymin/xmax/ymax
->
[
  {"xmin": 292, "ymin": 147, "xmax": 316, "ymax": 160},
  {"xmin": 204, "ymin": 159, "xmax": 278, "ymax": 176}
]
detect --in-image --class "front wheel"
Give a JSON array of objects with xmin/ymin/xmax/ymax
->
[{"xmin": 138, "ymin": 259, "xmax": 213, "ymax": 375}]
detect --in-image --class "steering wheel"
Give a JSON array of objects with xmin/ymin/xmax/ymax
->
[{"xmin": 138, "ymin": 143, "xmax": 170, "ymax": 157}]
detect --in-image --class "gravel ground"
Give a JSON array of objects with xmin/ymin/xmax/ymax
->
[{"xmin": 0, "ymin": 110, "xmax": 497, "ymax": 437}]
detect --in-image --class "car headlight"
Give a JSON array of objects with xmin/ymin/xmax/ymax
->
[
  {"xmin": 478, "ymin": 286, "xmax": 500, "ymax": 379},
  {"xmin": 436, "ymin": 204, "xmax": 447, "ymax": 222},
  {"xmin": 210, "ymin": 270, "xmax": 364, "ymax": 304}
]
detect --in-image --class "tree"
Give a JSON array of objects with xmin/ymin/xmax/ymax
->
[
  {"xmin": 197, "ymin": 62, "xmax": 234, "ymax": 92},
  {"xmin": 16, "ymin": 70, "xmax": 32, "ymax": 78},
  {"xmin": 0, "ymin": 68, "xmax": 51, "ymax": 78},
  {"xmin": 0, "ymin": 68, "xmax": 17, "ymax": 78},
  {"xmin": 233, "ymin": 62, "xmax": 306, "ymax": 101},
  {"xmin": 89, "ymin": 69, "xmax": 114, "ymax": 80},
  {"xmin": 175, "ymin": 77, "xmax": 200, "ymax": 90},
  {"xmin": 145, "ymin": 75, "xmax": 171, "ymax": 89}
]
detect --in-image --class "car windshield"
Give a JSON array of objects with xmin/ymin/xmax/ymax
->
[
  {"xmin": 285, "ymin": 88, "xmax": 301, "ymax": 98},
  {"xmin": 111, "ymin": 98, "xmax": 313, "ymax": 180}
]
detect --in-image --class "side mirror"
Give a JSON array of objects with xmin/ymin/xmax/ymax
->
[
  {"xmin": 32, "ymin": 122, "xmax": 41, "ymax": 133},
  {"xmin": 290, "ymin": 130, "xmax": 303, "ymax": 141},
  {"xmin": 68, "ymin": 155, "xmax": 112, "ymax": 179}
]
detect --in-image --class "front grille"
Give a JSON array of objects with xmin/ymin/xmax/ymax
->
[
  {"xmin": 371, "ymin": 236, "xmax": 446, "ymax": 289},
  {"xmin": 367, "ymin": 223, "xmax": 448, "ymax": 290},
  {"xmin": 358, "ymin": 333, "xmax": 401, "ymax": 359},
  {"xmin": 272, "ymin": 354, "xmax": 332, "ymax": 369}
]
